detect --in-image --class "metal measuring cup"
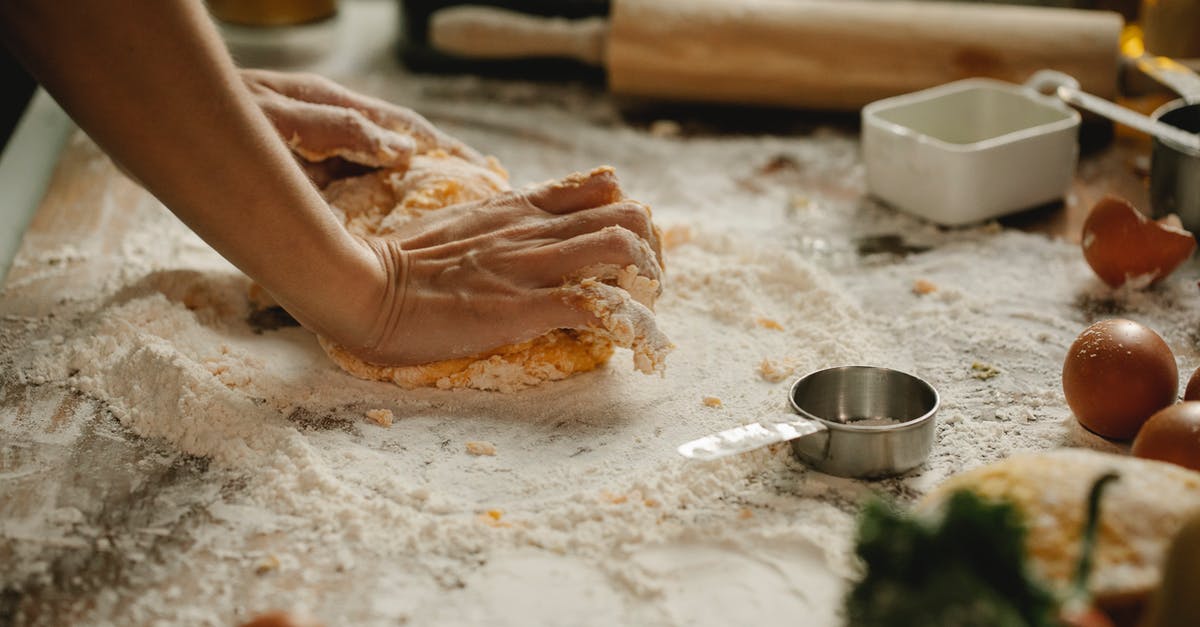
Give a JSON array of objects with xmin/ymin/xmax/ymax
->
[
  {"xmin": 1152, "ymin": 101, "xmax": 1200, "ymax": 230},
  {"xmin": 677, "ymin": 366, "xmax": 939, "ymax": 479},
  {"xmin": 1141, "ymin": 56, "xmax": 1200, "ymax": 231}
]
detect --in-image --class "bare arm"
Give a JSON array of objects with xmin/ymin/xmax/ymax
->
[
  {"xmin": 0, "ymin": 0, "xmax": 381, "ymax": 343},
  {"xmin": 0, "ymin": 0, "xmax": 664, "ymax": 367}
]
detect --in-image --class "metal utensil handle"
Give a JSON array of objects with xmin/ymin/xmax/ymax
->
[
  {"xmin": 1136, "ymin": 54, "xmax": 1200, "ymax": 103},
  {"xmin": 676, "ymin": 416, "xmax": 827, "ymax": 461},
  {"xmin": 1056, "ymin": 85, "xmax": 1200, "ymax": 152}
]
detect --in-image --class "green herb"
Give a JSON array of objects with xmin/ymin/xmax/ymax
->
[
  {"xmin": 846, "ymin": 490, "xmax": 1058, "ymax": 626},
  {"xmin": 846, "ymin": 474, "xmax": 1121, "ymax": 626}
]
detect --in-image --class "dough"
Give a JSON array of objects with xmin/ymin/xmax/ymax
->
[
  {"xmin": 278, "ymin": 151, "xmax": 671, "ymax": 392},
  {"xmin": 920, "ymin": 449, "xmax": 1200, "ymax": 605}
]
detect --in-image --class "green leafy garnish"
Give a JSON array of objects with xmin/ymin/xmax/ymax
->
[
  {"xmin": 846, "ymin": 473, "xmax": 1121, "ymax": 627},
  {"xmin": 846, "ymin": 490, "xmax": 1058, "ymax": 627}
]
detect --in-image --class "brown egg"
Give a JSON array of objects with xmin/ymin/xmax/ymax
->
[
  {"xmin": 1133, "ymin": 402, "xmax": 1200, "ymax": 472},
  {"xmin": 1062, "ymin": 319, "xmax": 1178, "ymax": 440},
  {"xmin": 1081, "ymin": 195, "xmax": 1195, "ymax": 288},
  {"xmin": 1185, "ymin": 367, "xmax": 1200, "ymax": 402},
  {"xmin": 240, "ymin": 612, "xmax": 323, "ymax": 627}
]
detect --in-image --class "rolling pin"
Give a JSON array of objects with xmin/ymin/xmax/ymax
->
[{"xmin": 422, "ymin": 0, "xmax": 1124, "ymax": 110}]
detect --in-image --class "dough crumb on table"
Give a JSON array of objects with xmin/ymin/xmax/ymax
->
[
  {"xmin": 465, "ymin": 441, "xmax": 497, "ymax": 456},
  {"xmin": 758, "ymin": 357, "xmax": 798, "ymax": 383},
  {"xmin": 912, "ymin": 279, "xmax": 938, "ymax": 295},
  {"xmin": 702, "ymin": 396, "xmax": 723, "ymax": 408},
  {"xmin": 364, "ymin": 408, "xmax": 393, "ymax": 427},
  {"xmin": 755, "ymin": 317, "xmax": 784, "ymax": 330}
]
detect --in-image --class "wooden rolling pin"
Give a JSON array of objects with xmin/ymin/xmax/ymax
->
[{"xmin": 430, "ymin": 0, "xmax": 1123, "ymax": 110}]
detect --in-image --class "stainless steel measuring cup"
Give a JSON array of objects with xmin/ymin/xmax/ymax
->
[
  {"xmin": 1150, "ymin": 101, "xmax": 1200, "ymax": 233},
  {"xmin": 1137, "ymin": 54, "xmax": 1200, "ymax": 231},
  {"xmin": 1026, "ymin": 68, "xmax": 1200, "ymax": 232},
  {"xmin": 677, "ymin": 366, "xmax": 939, "ymax": 479}
]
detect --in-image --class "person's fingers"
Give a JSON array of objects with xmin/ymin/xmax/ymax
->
[
  {"xmin": 526, "ymin": 288, "xmax": 604, "ymax": 332},
  {"xmin": 520, "ymin": 226, "xmax": 663, "ymax": 289},
  {"xmin": 524, "ymin": 167, "xmax": 623, "ymax": 215},
  {"xmin": 546, "ymin": 201, "xmax": 663, "ymax": 266},
  {"xmin": 254, "ymin": 86, "xmax": 414, "ymax": 169},
  {"xmin": 244, "ymin": 69, "xmax": 487, "ymax": 165}
]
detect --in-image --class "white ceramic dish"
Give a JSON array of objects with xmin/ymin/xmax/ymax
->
[{"xmin": 862, "ymin": 76, "xmax": 1080, "ymax": 226}]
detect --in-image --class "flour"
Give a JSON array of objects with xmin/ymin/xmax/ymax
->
[{"xmin": 5, "ymin": 13, "xmax": 1200, "ymax": 627}]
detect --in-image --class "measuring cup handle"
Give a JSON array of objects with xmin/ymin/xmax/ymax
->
[
  {"xmin": 675, "ymin": 414, "xmax": 827, "ymax": 461},
  {"xmin": 1024, "ymin": 69, "xmax": 1081, "ymax": 97},
  {"xmin": 1136, "ymin": 55, "xmax": 1200, "ymax": 103}
]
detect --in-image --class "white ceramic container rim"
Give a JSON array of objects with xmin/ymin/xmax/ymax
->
[{"xmin": 862, "ymin": 75, "xmax": 1081, "ymax": 153}]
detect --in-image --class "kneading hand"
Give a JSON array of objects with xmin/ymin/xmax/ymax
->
[
  {"xmin": 337, "ymin": 167, "xmax": 665, "ymax": 366},
  {"xmin": 242, "ymin": 69, "xmax": 485, "ymax": 185}
]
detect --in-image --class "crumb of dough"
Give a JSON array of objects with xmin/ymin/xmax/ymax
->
[
  {"xmin": 755, "ymin": 317, "xmax": 783, "ymax": 331},
  {"xmin": 254, "ymin": 554, "xmax": 281, "ymax": 576},
  {"xmin": 738, "ymin": 508, "xmax": 754, "ymax": 520},
  {"xmin": 365, "ymin": 408, "xmax": 393, "ymax": 427},
  {"xmin": 913, "ymin": 279, "xmax": 938, "ymax": 295},
  {"xmin": 466, "ymin": 441, "xmax": 497, "ymax": 456},
  {"xmin": 702, "ymin": 396, "xmax": 723, "ymax": 408},
  {"xmin": 478, "ymin": 509, "xmax": 511, "ymax": 528},
  {"xmin": 757, "ymin": 358, "xmax": 798, "ymax": 383},
  {"xmin": 971, "ymin": 361, "xmax": 1000, "ymax": 380}
]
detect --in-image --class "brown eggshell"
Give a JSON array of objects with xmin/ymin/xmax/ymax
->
[
  {"xmin": 1062, "ymin": 319, "xmax": 1178, "ymax": 440},
  {"xmin": 1185, "ymin": 367, "xmax": 1200, "ymax": 402},
  {"xmin": 1081, "ymin": 195, "xmax": 1195, "ymax": 288},
  {"xmin": 1132, "ymin": 401, "xmax": 1200, "ymax": 472}
]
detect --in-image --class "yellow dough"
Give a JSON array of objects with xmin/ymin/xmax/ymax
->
[
  {"xmin": 921, "ymin": 449, "xmax": 1200, "ymax": 606},
  {"xmin": 297, "ymin": 151, "xmax": 671, "ymax": 392}
]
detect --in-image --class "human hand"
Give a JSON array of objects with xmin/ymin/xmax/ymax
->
[
  {"xmin": 241, "ymin": 69, "xmax": 485, "ymax": 184},
  {"xmin": 335, "ymin": 167, "xmax": 664, "ymax": 366}
]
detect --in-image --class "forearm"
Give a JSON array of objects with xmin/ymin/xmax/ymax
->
[{"xmin": 0, "ymin": 0, "xmax": 381, "ymax": 341}]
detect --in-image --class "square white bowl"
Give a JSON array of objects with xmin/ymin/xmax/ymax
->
[{"xmin": 862, "ymin": 78, "xmax": 1080, "ymax": 226}]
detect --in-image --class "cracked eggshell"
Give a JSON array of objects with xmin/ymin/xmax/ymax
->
[
  {"xmin": 1062, "ymin": 318, "xmax": 1178, "ymax": 440},
  {"xmin": 1081, "ymin": 195, "xmax": 1195, "ymax": 289}
]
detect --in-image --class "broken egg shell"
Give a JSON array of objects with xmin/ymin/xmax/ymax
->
[
  {"xmin": 1080, "ymin": 195, "xmax": 1195, "ymax": 289},
  {"xmin": 1132, "ymin": 401, "xmax": 1200, "ymax": 472},
  {"xmin": 1062, "ymin": 318, "xmax": 1178, "ymax": 440}
]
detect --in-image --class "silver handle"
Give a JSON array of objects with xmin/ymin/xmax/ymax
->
[
  {"xmin": 1055, "ymin": 85, "xmax": 1200, "ymax": 152},
  {"xmin": 677, "ymin": 415, "xmax": 827, "ymax": 461},
  {"xmin": 1135, "ymin": 54, "xmax": 1200, "ymax": 103}
]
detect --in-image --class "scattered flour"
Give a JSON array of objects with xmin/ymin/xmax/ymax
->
[{"xmin": 5, "ymin": 8, "xmax": 1200, "ymax": 626}]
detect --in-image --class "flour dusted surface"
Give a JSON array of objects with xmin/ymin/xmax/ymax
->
[{"xmin": 5, "ymin": 11, "xmax": 1200, "ymax": 626}]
